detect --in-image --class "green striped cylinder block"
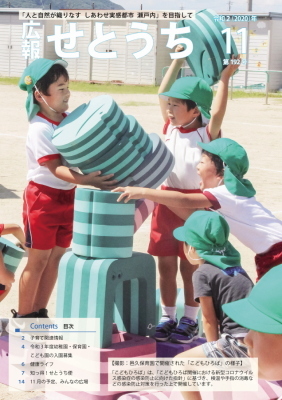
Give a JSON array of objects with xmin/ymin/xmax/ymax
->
[
  {"xmin": 52, "ymin": 96, "xmax": 128, "ymax": 151},
  {"xmin": 126, "ymin": 115, "xmax": 153, "ymax": 158},
  {"xmin": 72, "ymin": 189, "xmax": 135, "ymax": 259},
  {"xmin": 177, "ymin": 8, "xmax": 238, "ymax": 85},
  {"xmin": 52, "ymin": 96, "xmax": 154, "ymax": 182},
  {"xmin": 56, "ymin": 251, "xmax": 156, "ymax": 348},
  {"xmin": 118, "ymin": 133, "xmax": 175, "ymax": 189},
  {"xmin": 0, "ymin": 237, "xmax": 25, "ymax": 274}
]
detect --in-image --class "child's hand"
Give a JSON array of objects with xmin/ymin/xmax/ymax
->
[
  {"xmin": 83, "ymin": 171, "xmax": 118, "ymax": 190},
  {"xmin": 175, "ymin": 44, "xmax": 185, "ymax": 53},
  {"xmin": 0, "ymin": 268, "xmax": 15, "ymax": 287},
  {"xmin": 221, "ymin": 54, "xmax": 241, "ymax": 79},
  {"xmin": 112, "ymin": 186, "xmax": 144, "ymax": 203}
]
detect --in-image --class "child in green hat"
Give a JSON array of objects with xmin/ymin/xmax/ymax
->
[
  {"xmin": 113, "ymin": 137, "xmax": 282, "ymax": 282},
  {"xmin": 15, "ymin": 58, "xmax": 117, "ymax": 320},
  {"xmin": 145, "ymin": 44, "xmax": 240, "ymax": 343},
  {"xmin": 173, "ymin": 210, "xmax": 253, "ymax": 345},
  {"xmin": 223, "ymin": 264, "xmax": 282, "ymax": 381},
  {"xmin": 173, "ymin": 213, "xmax": 282, "ymax": 398}
]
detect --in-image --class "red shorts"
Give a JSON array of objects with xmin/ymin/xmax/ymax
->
[
  {"xmin": 255, "ymin": 241, "xmax": 282, "ymax": 281},
  {"xmin": 0, "ymin": 289, "xmax": 5, "ymax": 295},
  {"xmin": 0, "ymin": 224, "xmax": 4, "ymax": 235},
  {"xmin": 23, "ymin": 181, "xmax": 75, "ymax": 250},
  {"xmin": 148, "ymin": 186, "xmax": 201, "ymax": 260}
]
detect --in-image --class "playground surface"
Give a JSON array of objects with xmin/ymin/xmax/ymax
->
[{"xmin": 0, "ymin": 85, "xmax": 282, "ymax": 399}]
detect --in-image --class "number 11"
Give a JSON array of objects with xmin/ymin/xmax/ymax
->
[{"xmin": 222, "ymin": 28, "xmax": 247, "ymax": 54}]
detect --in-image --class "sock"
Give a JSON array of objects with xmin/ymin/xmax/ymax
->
[
  {"xmin": 16, "ymin": 314, "xmax": 24, "ymax": 317},
  {"xmin": 161, "ymin": 305, "xmax": 177, "ymax": 321},
  {"xmin": 184, "ymin": 305, "xmax": 200, "ymax": 322}
]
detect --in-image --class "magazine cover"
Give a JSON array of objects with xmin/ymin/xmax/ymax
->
[{"xmin": 0, "ymin": 0, "xmax": 282, "ymax": 399}]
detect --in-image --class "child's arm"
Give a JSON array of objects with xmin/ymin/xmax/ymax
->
[
  {"xmin": 199, "ymin": 296, "xmax": 220, "ymax": 342},
  {"xmin": 158, "ymin": 45, "xmax": 186, "ymax": 122},
  {"xmin": 45, "ymin": 158, "xmax": 118, "ymax": 190},
  {"xmin": 113, "ymin": 186, "xmax": 212, "ymax": 209},
  {"xmin": 209, "ymin": 55, "xmax": 241, "ymax": 140},
  {"xmin": 2, "ymin": 224, "xmax": 26, "ymax": 249},
  {"xmin": 0, "ymin": 252, "xmax": 15, "ymax": 287}
]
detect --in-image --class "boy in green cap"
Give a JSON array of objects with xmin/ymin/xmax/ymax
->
[
  {"xmin": 172, "ymin": 210, "xmax": 252, "ymax": 400},
  {"xmin": 113, "ymin": 137, "xmax": 282, "ymax": 282},
  {"xmin": 146, "ymin": 44, "xmax": 240, "ymax": 343},
  {"xmin": 173, "ymin": 214, "xmax": 282, "ymax": 398},
  {"xmin": 223, "ymin": 264, "xmax": 282, "ymax": 381},
  {"xmin": 16, "ymin": 58, "xmax": 117, "ymax": 319},
  {"xmin": 173, "ymin": 210, "xmax": 253, "ymax": 345}
]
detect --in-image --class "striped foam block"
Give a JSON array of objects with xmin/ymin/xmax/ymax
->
[
  {"xmin": 134, "ymin": 199, "xmax": 156, "ymax": 232},
  {"xmin": 72, "ymin": 189, "xmax": 135, "ymax": 259},
  {"xmin": 118, "ymin": 133, "xmax": 175, "ymax": 189},
  {"xmin": 56, "ymin": 251, "xmax": 156, "ymax": 348},
  {"xmin": 52, "ymin": 96, "xmax": 129, "ymax": 152},
  {"xmin": 177, "ymin": 9, "xmax": 238, "ymax": 85},
  {"xmin": 0, "ymin": 237, "xmax": 25, "ymax": 274},
  {"xmin": 52, "ymin": 96, "xmax": 153, "ymax": 182}
]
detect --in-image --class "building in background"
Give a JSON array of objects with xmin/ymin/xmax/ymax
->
[{"xmin": 0, "ymin": 8, "xmax": 282, "ymax": 90}]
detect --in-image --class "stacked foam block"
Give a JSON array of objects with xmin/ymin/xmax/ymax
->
[
  {"xmin": 0, "ymin": 237, "xmax": 25, "ymax": 274},
  {"xmin": 54, "ymin": 189, "xmax": 157, "ymax": 399},
  {"xmin": 72, "ymin": 189, "xmax": 135, "ymax": 258},
  {"xmin": 52, "ymin": 95, "xmax": 174, "ymax": 232},
  {"xmin": 52, "ymin": 95, "xmax": 174, "ymax": 187},
  {"xmin": 177, "ymin": 9, "xmax": 238, "ymax": 86}
]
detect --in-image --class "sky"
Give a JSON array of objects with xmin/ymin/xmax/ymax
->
[{"xmin": 112, "ymin": 0, "xmax": 282, "ymax": 13}]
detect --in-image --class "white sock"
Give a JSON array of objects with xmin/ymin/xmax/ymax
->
[
  {"xmin": 184, "ymin": 305, "xmax": 200, "ymax": 322},
  {"xmin": 161, "ymin": 305, "xmax": 177, "ymax": 321}
]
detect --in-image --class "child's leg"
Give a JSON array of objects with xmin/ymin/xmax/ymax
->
[
  {"xmin": 158, "ymin": 255, "xmax": 178, "ymax": 308},
  {"xmin": 33, "ymin": 245, "xmax": 65, "ymax": 311},
  {"xmin": 180, "ymin": 258, "xmax": 199, "ymax": 309},
  {"xmin": 154, "ymin": 256, "xmax": 179, "ymax": 340},
  {"xmin": 175, "ymin": 345, "xmax": 206, "ymax": 400},
  {"xmin": 18, "ymin": 248, "xmax": 52, "ymax": 315}
]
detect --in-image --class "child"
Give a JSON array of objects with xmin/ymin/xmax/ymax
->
[
  {"xmin": 172, "ymin": 215, "xmax": 281, "ymax": 400},
  {"xmin": 0, "ymin": 223, "xmax": 26, "ymax": 302},
  {"xmin": 16, "ymin": 58, "xmax": 117, "ymax": 319},
  {"xmin": 173, "ymin": 210, "xmax": 253, "ymax": 344},
  {"xmin": 146, "ymin": 45, "xmax": 240, "ymax": 343},
  {"xmin": 223, "ymin": 264, "xmax": 282, "ymax": 381},
  {"xmin": 113, "ymin": 137, "xmax": 282, "ymax": 282}
]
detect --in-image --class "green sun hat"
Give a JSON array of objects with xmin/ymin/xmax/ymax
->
[
  {"xmin": 223, "ymin": 265, "xmax": 282, "ymax": 334},
  {"xmin": 19, "ymin": 58, "xmax": 68, "ymax": 121},
  {"xmin": 198, "ymin": 138, "xmax": 256, "ymax": 198},
  {"xmin": 160, "ymin": 76, "xmax": 213, "ymax": 119},
  {"xmin": 173, "ymin": 210, "xmax": 241, "ymax": 270}
]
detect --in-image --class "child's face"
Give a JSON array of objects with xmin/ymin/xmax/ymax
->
[
  {"xmin": 166, "ymin": 97, "xmax": 199, "ymax": 127},
  {"xmin": 197, "ymin": 153, "xmax": 222, "ymax": 190},
  {"xmin": 244, "ymin": 330, "xmax": 282, "ymax": 380},
  {"xmin": 183, "ymin": 243, "xmax": 200, "ymax": 265},
  {"xmin": 40, "ymin": 75, "xmax": 70, "ymax": 114}
]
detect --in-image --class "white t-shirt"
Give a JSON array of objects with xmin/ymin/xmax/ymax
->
[
  {"xmin": 203, "ymin": 185, "xmax": 282, "ymax": 254},
  {"xmin": 26, "ymin": 112, "xmax": 77, "ymax": 190},
  {"xmin": 163, "ymin": 121, "xmax": 211, "ymax": 189}
]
